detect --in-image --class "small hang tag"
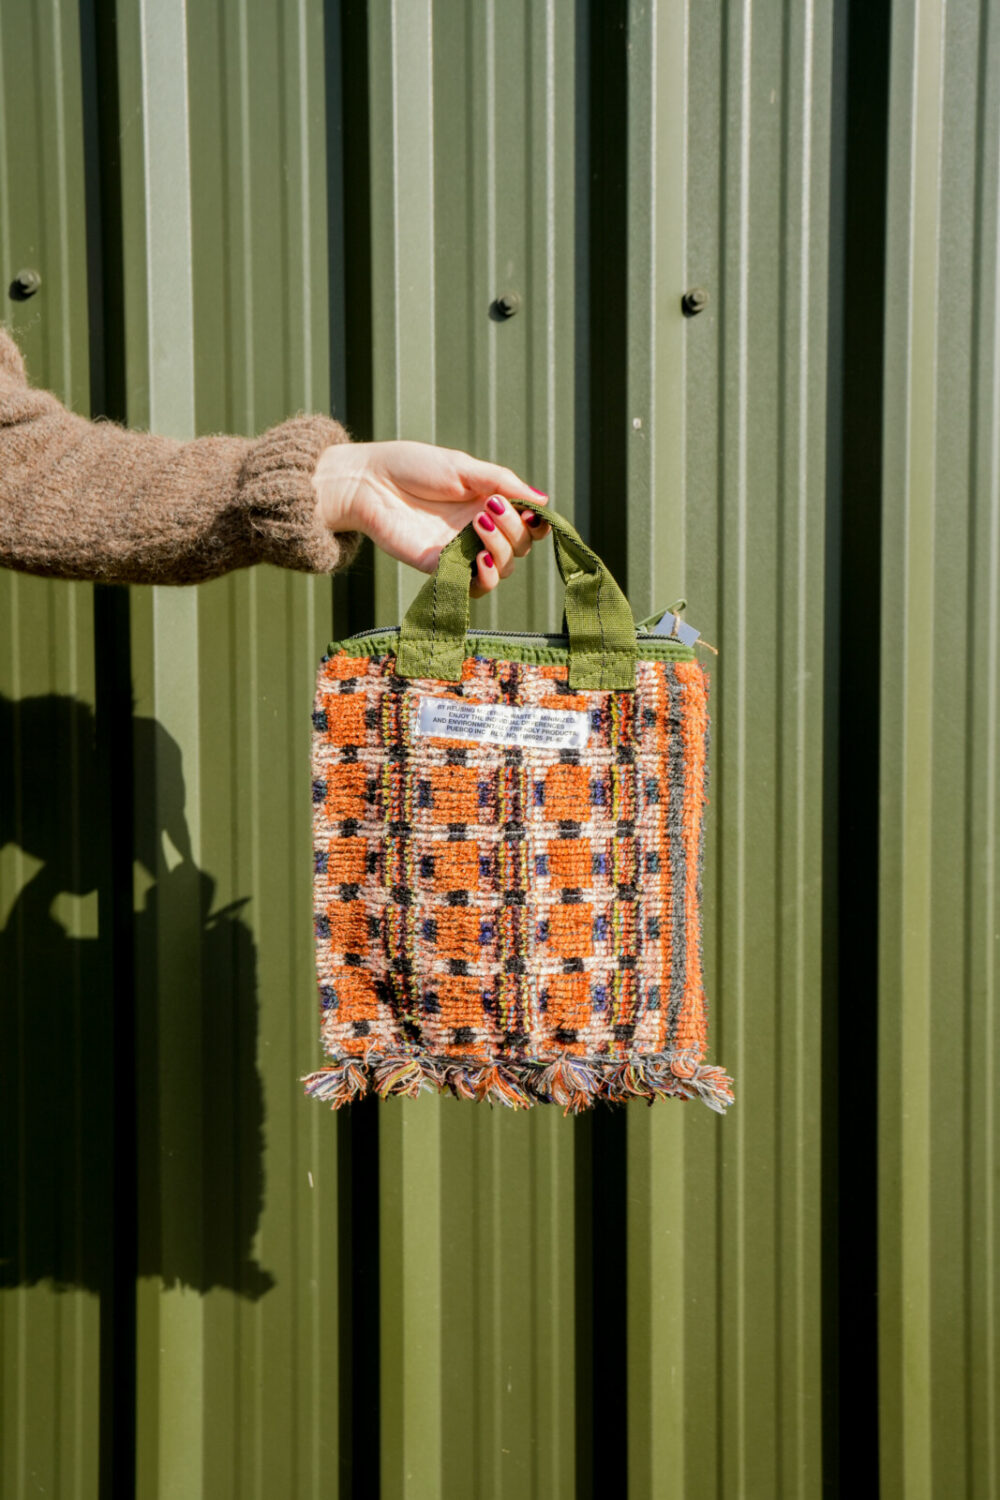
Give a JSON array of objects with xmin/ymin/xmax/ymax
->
[{"xmin": 649, "ymin": 610, "xmax": 701, "ymax": 646}]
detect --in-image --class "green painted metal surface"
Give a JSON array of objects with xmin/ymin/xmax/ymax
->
[
  {"xmin": 620, "ymin": 4, "xmax": 832, "ymax": 1495},
  {"xmin": 1, "ymin": 0, "xmax": 998, "ymax": 1496},
  {"xmin": 110, "ymin": 3, "xmax": 348, "ymax": 1495},
  {"xmin": 880, "ymin": 1, "xmax": 1000, "ymax": 1495},
  {"xmin": 0, "ymin": 4, "xmax": 107, "ymax": 1498},
  {"xmin": 0, "ymin": 575, "xmax": 107, "ymax": 1500}
]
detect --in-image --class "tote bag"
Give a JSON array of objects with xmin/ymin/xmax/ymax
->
[{"xmin": 303, "ymin": 502, "xmax": 733, "ymax": 1115}]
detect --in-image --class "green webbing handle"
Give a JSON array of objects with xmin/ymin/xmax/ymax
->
[{"xmin": 394, "ymin": 500, "xmax": 638, "ymax": 690}]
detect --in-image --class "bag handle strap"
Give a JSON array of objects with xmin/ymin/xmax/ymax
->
[{"xmin": 394, "ymin": 499, "xmax": 638, "ymax": 690}]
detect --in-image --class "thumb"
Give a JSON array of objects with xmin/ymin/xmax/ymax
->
[{"xmin": 453, "ymin": 454, "xmax": 549, "ymax": 508}]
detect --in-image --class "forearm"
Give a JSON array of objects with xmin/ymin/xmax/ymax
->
[{"xmin": 0, "ymin": 326, "xmax": 364, "ymax": 586}]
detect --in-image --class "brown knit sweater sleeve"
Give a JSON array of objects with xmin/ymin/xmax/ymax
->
[{"xmin": 0, "ymin": 325, "xmax": 364, "ymax": 585}]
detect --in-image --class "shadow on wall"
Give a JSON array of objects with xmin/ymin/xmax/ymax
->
[{"xmin": 0, "ymin": 693, "xmax": 274, "ymax": 1299}]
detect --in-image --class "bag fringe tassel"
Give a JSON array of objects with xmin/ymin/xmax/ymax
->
[{"xmin": 302, "ymin": 1051, "xmax": 734, "ymax": 1116}]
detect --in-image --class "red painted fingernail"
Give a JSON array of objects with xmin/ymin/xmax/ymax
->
[
  {"xmin": 529, "ymin": 486, "xmax": 548, "ymax": 497},
  {"xmin": 478, "ymin": 512, "xmax": 496, "ymax": 531},
  {"xmin": 486, "ymin": 496, "xmax": 505, "ymax": 515},
  {"xmin": 526, "ymin": 513, "xmax": 542, "ymax": 526},
  {"xmin": 482, "ymin": 552, "xmax": 494, "ymax": 567}
]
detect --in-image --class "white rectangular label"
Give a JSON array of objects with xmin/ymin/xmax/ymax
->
[{"xmin": 416, "ymin": 695, "xmax": 591, "ymax": 750}]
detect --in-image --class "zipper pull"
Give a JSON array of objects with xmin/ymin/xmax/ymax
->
[
  {"xmin": 635, "ymin": 598, "xmax": 685, "ymax": 633},
  {"xmin": 646, "ymin": 599, "xmax": 703, "ymax": 647},
  {"xmin": 638, "ymin": 601, "xmax": 718, "ymax": 653}
]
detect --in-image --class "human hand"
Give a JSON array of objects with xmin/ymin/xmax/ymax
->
[{"xmin": 311, "ymin": 439, "xmax": 551, "ymax": 596}]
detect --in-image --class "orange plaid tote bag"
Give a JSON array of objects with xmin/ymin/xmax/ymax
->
[{"xmin": 303, "ymin": 502, "xmax": 733, "ymax": 1114}]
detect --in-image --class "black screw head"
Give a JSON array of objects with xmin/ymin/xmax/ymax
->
[
  {"xmin": 494, "ymin": 291, "xmax": 521, "ymax": 319},
  {"xmin": 11, "ymin": 268, "xmax": 42, "ymax": 300},
  {"xmin": 681, "ymin": 286, "xmax": 709, "ymax": 317}
]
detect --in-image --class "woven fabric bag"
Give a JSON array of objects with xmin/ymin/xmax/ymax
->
[{"xmin": 302, "ymin": 502, "xmax": 733, "ymax": 1114}]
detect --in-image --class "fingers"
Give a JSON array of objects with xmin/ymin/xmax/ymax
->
[
  {"xmin": 512, "ymin": 510, "xmax": 551, "ymax": 546},
  {"xmin": 471, "ymin": 495, "xmax": 545, "ymax": 575},
  {"xmin": 485, "ymin": 493, "xmax": 554, "ymax": 554},
  {"xmin": 512, "ymin": 507, "xmax": 552, "ymax": 543},
  {"xmin": 472, "ymin": 508, "xmax": 513, "ymax": 576},
  {"xmin": 470, "ymin": 548, "xmax": 498, "ymax": 598},
  {"xmin": 467, "ymin": 490, "xmax": 553, "ymax": 595},
  {"xmin": 473, "ymin": 494, "xmax": 551, "ymax": 571}
]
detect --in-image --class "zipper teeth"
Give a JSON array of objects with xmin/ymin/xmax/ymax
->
[{"xmin": 339, "ymin": 625, "xmax": 674, "ymax": 644}]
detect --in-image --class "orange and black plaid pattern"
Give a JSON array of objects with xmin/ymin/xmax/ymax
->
[{"xmin": 303, "ymin": 649, "xmax": 734, "ymax": 1113}]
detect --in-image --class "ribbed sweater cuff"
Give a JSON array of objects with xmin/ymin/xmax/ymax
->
[{"xmin": 238, "ymin": 413, "xmax": 365, "ymax": 576}]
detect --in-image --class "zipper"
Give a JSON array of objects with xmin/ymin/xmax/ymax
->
[{"xmin": 341, "ymin": 618, "xmax": 668, "ymax": 645}]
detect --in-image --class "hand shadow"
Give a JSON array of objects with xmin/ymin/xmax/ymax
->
[{"xmin": 0, "ymin": 693, "xmax": 274, "ymax": 1299}]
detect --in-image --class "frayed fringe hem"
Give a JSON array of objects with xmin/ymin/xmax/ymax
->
[{"xmin": 301, "ymin": 1052, "xmax": 734, "ymax": 1116}]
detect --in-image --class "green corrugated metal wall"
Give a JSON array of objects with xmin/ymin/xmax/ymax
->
[
  {"xmin": 879, "ymin": 3, "xmax": 1000, "ymax": 1496},
  {"xmin": 0, "ymin": 1, "xmax": 996, "ymax": 1496}
]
